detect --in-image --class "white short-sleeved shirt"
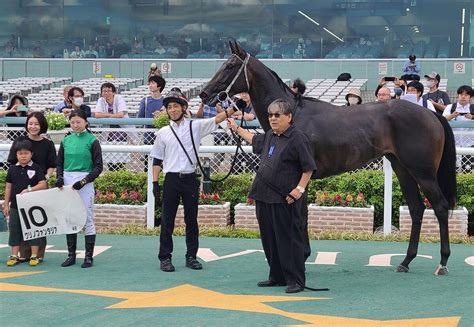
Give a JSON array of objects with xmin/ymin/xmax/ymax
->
[
  {"xmin": 443, "ymin": 103, "xmax": 473, "ymax": 147},
  {"xmin": 416, "ymin": 98, "xmax": 436, "ymax": 112},
  {"xmin": 93, "ymin": 94, "xmax": 128, "ymax": 117},
  {"xmin": 150, "ymin": 118, "xmax": 219, "ymax": 173}
]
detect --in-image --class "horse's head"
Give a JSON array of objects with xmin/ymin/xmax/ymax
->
[{"xmin": 200, "ymin": 41, "xmax": 251, "ymax": 106}]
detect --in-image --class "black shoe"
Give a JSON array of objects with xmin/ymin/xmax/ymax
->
[
  {"xmin": 185, "ymin": 257, "xmax": 202, "ymax": 270},
  {"xmin": 257, "ymin": 280, "xmax": 286, "ymax": 287},
  {"xmin": 61, "ymin": 256, "xmax": 76, "ymax": 267},
  {"xmin": 285, "ymin": 284, "xmax": 304, "ymax": 294},
  {"xmin": 160, "ymin": 258, "xmax": 175, "ymax": 272}
]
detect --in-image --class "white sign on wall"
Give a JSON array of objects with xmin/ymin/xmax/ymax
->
[
  {"xmin": 16, "ymin": 186, "xmax": 86, "ymax": 241},
  {"xmin": 378, "ymin": 62, "xmax": 388, "ymax": 75},
  {"xmin": 161, "ymin": 62, "xmax": 171, "ymax": 74},
  {"xmin": 453, "ymin": 62, "xmax": 465, "ymax": 74},
  {"xmin": 93, "ymin": 62, "xmax": 102, "ymax": 75}
]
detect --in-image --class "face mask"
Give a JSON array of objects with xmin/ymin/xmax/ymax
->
[
  {"xmin": 73, "ymin": 97, "xmax": 83, "ymax": 106},
  {"xmin": 426, "ymin": 81, "xmax": 434, "ymax": 88},
  {"xmin": 348, "ymin": 97, "xmax": 359, "ymax": 105}
]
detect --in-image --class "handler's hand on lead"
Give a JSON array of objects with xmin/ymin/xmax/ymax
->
[
  {"xmin": 227, "ymin": 118, "xmax": 237, "ymax": 131},
  {"xmin": 55, "ymin": 176, "xmax": 64, "ymax": 189}
]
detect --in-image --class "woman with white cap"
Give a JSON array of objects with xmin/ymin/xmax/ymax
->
[{"xmin": 345, "ymin": 88, "xmax": 362, "ymax": 106}]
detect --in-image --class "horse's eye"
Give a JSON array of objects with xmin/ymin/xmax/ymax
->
[{"xmin": 225, "ymin": 64, "xmax": 233, "ymax": 70}]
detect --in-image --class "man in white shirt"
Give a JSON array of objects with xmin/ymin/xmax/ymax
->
[
  {"xmin": 406, "ymin": 81, "xmax": 436, "ymax": 112},
  {"xmin": 150, "ymin": 91, "xmax": 238, "ymax": 272},
  {"xmin": 443, "ymin": 85, "xmax": 474, "ymax": 152},
  {"xmin": 92, "ymin": 82, "xmax": 129, "ymax": 170}
]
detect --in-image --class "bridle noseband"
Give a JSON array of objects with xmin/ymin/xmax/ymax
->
[{"xmin": 217, "ymin": 53, "xmax": 251, "ymax": 108}]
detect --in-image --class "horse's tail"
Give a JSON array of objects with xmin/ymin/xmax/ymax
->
[{"xmin": 434, "ymin": 114, "xmax": 457, "ymax": 209}]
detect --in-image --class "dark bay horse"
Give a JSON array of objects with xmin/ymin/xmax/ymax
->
[{"xmin": 200, "ymin": 41, "xmax": 457, "ymax": 275}]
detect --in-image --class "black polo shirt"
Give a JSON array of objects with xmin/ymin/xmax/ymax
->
[
  {"xmin": 6, "ymin": 161, "xmax": 45, "ymax": 209},
  {"xmin": 249, "ymin": 125, "xmax": 317, "ymax": 203}
]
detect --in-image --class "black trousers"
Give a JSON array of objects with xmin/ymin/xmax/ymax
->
[
  {"xmin": 158, "ymin": 173, "xmax": 200, "ymax": 261},
  {"xmin": 255, "ymin": 200, "xmax": 305, "ymax": 287},
  {"xmin": 300, "ymin": 193, "xmax": 311, "ymax": 261}
]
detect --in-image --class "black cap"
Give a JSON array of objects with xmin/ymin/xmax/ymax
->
[{"xmin": 163, "ymin": 91, "xmax": 188, "ymax": 107}]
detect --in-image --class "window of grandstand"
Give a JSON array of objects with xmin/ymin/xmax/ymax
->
[{"xmin": 0, "ymin": 0, "xmax": 472, "ymax": 59}]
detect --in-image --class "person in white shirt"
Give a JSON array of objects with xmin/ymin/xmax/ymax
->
[
  {"xmin": 150, "ymin": 91, "xmax": 238, "ymax": 273},
  {"xmin": 93, "ymin": 82, "xmax": 129, "ymax": 170},
  {"xmin": 406, "ymin": 81, "xmax": 436, "ymax": 112},
  {"xmin": 443, "ymin": 85, "xmax": 474, "ymax": 154}
]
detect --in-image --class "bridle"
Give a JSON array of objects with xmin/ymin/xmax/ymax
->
[{"xmin": 217, "ymin": 53, "xmax": 251, "ymax": 106}]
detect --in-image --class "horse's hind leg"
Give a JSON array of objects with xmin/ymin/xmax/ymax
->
[
  {"xmin": 417, "ymin": 176, "xmax": 451, "ymax": 275},
  {"xmin": 390, "ymin": 162, "xmax": 425, "ymax": 272}
]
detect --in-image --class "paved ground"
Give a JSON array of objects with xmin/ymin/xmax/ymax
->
[{"xmin": 0, "ymin": 233, "xmax": 473, "ymax": 326}]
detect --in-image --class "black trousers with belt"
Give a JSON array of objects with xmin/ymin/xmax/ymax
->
[
  {"xmin": 159, "ymin": 172, "xmax": 200, "ymax": 261},
  {"xmin": 255, "ymin": 200, "xmax": 305, "ymax": 287}
]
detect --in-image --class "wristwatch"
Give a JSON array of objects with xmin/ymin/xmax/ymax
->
[{"xmin": 296, "ymin": 185, "xmax": 305, "ymax": 194}]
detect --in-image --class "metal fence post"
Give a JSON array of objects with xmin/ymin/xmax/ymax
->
[
  {"xmin": 383, "ymin": 156, "xmax": 393, "ymax": 235},
  {"xmin": 146, "ymin": 155, "xmax": 155, "ymax": 229}
]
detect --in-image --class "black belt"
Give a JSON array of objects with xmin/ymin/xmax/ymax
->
[{"xmin": 167, "ymin": 172, "xmax": 196, "ymax": 178}]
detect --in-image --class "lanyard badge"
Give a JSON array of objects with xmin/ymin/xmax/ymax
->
[{"xmin": 268, "ymin": 145, "xmax": 275, "ymax": 157}]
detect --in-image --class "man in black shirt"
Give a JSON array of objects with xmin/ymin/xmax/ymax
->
[
  {"xmin": 422, "ymin": 71, "xmax": 451, "ymax": 113},
  {"xmin": 228, "ymin": 99, "xmax": 317, "ymax": 293}
]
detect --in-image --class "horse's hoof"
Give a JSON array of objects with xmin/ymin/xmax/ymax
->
[
  {"xmin": 395, "ymin": 265, "xmax": 409, "ymax": 273},
  {"xmin": 434, "ymin": 265, "xmax": 449, "ymax": 276}
]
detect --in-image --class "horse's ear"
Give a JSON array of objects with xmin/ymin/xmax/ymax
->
[
  {"xmin": 234, "ymin": 41, "xmax": 247, "ymax": 58},
  {"xmin": 229, "ymin": 40, "xmax": 237, "ymax": 54}
]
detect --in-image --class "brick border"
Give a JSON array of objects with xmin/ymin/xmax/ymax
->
[
  {"xmin": 308, "ymin": 204, "xmax": 374, "ymax": 233},
  {"xmin": 175, "ymin": 202, "xmax": 231, "ymax": 227},
  {"xmin": 234, "ymin": 203, "xmax": 375, "ymax": 233},
  {"xmin": 399, "ymin": 206, "xmax": 468, "ymax": 236},
  {"xmin": 94, "ymin": 203, "xmax": 147, "ymax": 228}
]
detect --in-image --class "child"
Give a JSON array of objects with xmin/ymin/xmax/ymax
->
[
  {"xmin": 56, "ymin": 110, "xmax": 103, "ymax": 268},
  {"xmin": 3, "ymin": 140, "xmax": 47, "ymax": 266}
]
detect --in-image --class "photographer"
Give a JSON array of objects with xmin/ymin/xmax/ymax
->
[
  {"xmin": 422, "ymin": 72, "xmax": 451, "ymax": 114},
  {"xmin": 401, "ymin": 54, "xmax": 420, "ymax": 81}
]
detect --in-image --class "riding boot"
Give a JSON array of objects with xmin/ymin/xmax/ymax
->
[
  {"xmin": 81, "ymin": 235, "xmax": 96, "ymax": 268},
  {"xmin": 61, "ymin": 234, "xmax": 77, "ymax": 267}
]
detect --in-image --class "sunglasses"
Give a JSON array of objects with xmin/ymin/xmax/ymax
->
[{"xmin": 268, "ymin": 113, "xmax": 285, "ymax": 118}]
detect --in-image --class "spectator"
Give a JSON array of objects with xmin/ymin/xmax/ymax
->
[
  {"xmin": 84, "ymin": 45, "xmax": 98, "ymax": 58},
  {"xmin": 443, "ymin": 85, "xmax": 474, "ymax": 146},
  {"xmin": 63, "ymin": 87, "xmax": 91, "ymax": 117},
  {"xmin": 105, "ymin": 42, "xmax": 114, "ymax": 58},
  {"xmin": 53, "ymin": 85, "xmax": 73, "ymax": 113},
  {"xmin": 405, "ymin": 81, "xmax": 435, "ymax": 112},
  {"xmin": 290, "ymin": 78, "xmax": 306, "ymax": 96},
  {"xmin": 233, "ymin": 92, "xmax": 256, "ymax": 121},
  {"xmin": 148, "ymin": 63, "xmax": 162, "ymax": 78},
  {"xmin": 69, "ymin": 45, "xmax": 84, "ymax": 59},
  {"xmin": 93, "ymin": 82, "xmax": 129, "ymax": 170},
  {"xmin": 377, "ymin": 87, "xmax": 392, "ymax": 101},
  {"xmin": 345, "ymin": 88, "xmax": 362, "ymax": 106},
  {"xmin": 0, "ymin": 95, "xmax": 29, "ymax": 140},
  {"xmin": 422, "ymin": 71, "xmax": 451, "ymax": 114},
  {"xmin": 401, "ymin": 54, "xmax": 420, "ymax": 81},
  {"xmin": 139, "ymin": 75, "xmax": 166, "ymax": 146}
]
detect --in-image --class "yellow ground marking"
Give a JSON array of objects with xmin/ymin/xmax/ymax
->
[{"xmin": 0, "ymin": 271, "xmax": 460, "ymax": 326}]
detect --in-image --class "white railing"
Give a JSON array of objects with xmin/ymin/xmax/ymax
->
[{"xmin": 0, "ymin": 144, "xmax": 472, "ymax": 231}]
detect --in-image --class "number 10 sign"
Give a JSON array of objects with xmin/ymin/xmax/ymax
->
[{"xmin": 16, "ymin": 186, "xmax": 86, "ymax": 241}]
